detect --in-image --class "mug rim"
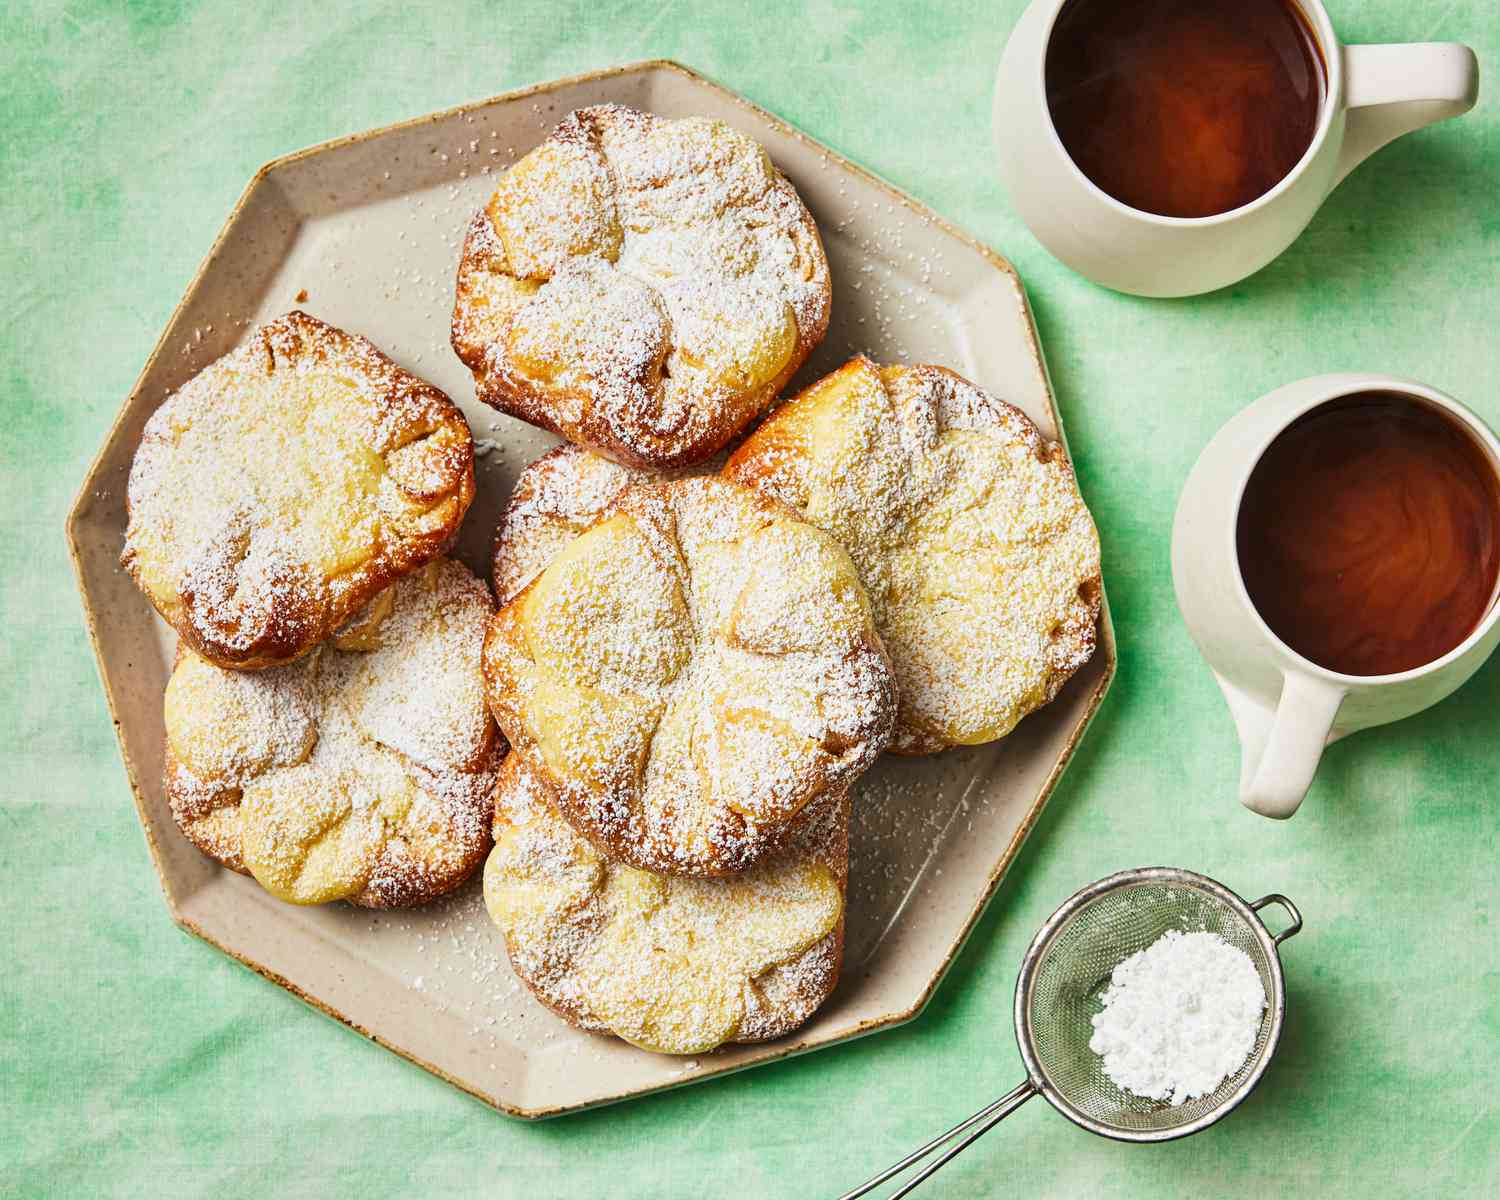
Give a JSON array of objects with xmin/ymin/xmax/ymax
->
[
  {"xmin": 1034, "ymin": 0, "xmax": 1345, "ymax": 228},
  {"xmin": 1227, "ymin": 375, "xmax": 1500, "ymax": 686}
]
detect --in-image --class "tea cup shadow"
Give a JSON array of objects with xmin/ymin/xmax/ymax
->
[
  {"xmin": 1215, "ymin": 977, "xmax": 1326, "ymax": 1137},
  {"xmin": 1299, "ymin": 640, "xmax": 1500, "ymax": 823},
  {"xmin": 1159, "ymin": 133, "xmax": 1485, "ymax": 307}
]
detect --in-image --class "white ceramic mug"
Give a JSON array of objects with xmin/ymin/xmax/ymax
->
[
  {"xmin": 992, "ymin": 0, "xmax": 1479, "ymax": 297},
  {"xmin": 1172, "ymin": 375, "xmax": 1500, "ymax": 819}
]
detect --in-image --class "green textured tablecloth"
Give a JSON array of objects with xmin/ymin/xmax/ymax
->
[{"xmin": 5, "ymin": 1, "xmax": 1498, "ymax": 1195}]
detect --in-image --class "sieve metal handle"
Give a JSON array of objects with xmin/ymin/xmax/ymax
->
[
  {"xmin": 1250, "ymin": 893, "xmax": 1303, "ymax": 946},
  {"xmin": 837, "ymin": 1079, "xmax": 1038, "ymax": 1200}
]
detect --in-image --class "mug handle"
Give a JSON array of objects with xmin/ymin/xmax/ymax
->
[
  {"xmin": 1239, "ymin": 671, "xmax": 1347, "ymax": 820},
  {"xmin": 1336, "ymin": 43, "xmax": 1479, "ymax": 184}
]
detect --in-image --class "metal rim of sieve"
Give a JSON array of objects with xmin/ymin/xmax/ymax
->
[
  {"xmin": 1013, "ymin": 865, "xmax": 1298, "ymax": 1143},
  {"xmin": 840, "ymin": 867, "xmax": 1303, "ymax": 1198}
]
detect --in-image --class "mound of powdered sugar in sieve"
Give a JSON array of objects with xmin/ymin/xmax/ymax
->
[{"xmin": 1088, "ymin": 929, "xmax": 1266, "ymax": 1105}]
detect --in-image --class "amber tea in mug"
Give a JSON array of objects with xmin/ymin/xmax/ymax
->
[
  {"xmin": 1236, "ymin": 394, "xmax": 1500, "ymax": 677},
  {"xmin": 1045, "ymin": 0, "xmax": 1327, "ymax": 219}
]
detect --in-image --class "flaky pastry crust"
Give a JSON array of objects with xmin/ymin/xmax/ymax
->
[
  {"xmin": 725, "ymin": 358, "xmax": 1102, "ymax": 753},
  {"xmin": 164, "ymin": 560, "xmax": 503, "ymax": 908},
  {"xmin": 492, "ymin": 443, "xmax": 678, "ymax": 608},
  {"xmin": 124, "ymin": 311, "xmax": 475, "ymax": 670},
  {"xmin": 451, "ymin": 104, "xmax": 831, "ymax": 469},
  {"xmin": 484, "ymin": 752, "xmax": 847, "ymax": 1054},
  {"xmin": 482, "ymin": 475, "xmax": 895, "ymax": 876}
]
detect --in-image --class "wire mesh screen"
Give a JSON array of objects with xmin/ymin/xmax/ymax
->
[{"xmin": 1023, "ymin": 880, "xmax": 1277, "ymax": 1136}]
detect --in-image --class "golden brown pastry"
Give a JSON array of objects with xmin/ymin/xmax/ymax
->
[
  {"xmin": 725, "ymin": 357, "xmax": 1102, "ymax": 753},
  {"xmin": 482, "ymin": 475, "xmax": 895, "ymax": 876},
  {"xmin": 491, "ymin": 443, "xmax": 674, "ymax": 608},
  {"xmin": 451, "ymin": 104, "xmax": 831, "ymax": 469},
  {"xmin": 484, "ymin": 752, "xmax": 847, "ymax": 1055},
  {"xmin": 164, "ymin": 559, "xmax": 502, "ymax": 908},
  {"xmin": 124, "ymin": 311, "xmax": 475, "ymax": 670}
]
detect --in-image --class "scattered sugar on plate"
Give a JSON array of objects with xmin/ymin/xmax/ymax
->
[{"xmin": 1089, "ymin": 929, "xmax": 1265, "ymax": 1105}]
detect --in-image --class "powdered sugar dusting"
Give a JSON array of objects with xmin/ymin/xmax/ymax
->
[
  {"xmin": 124, "ymin": 311, "xmax": 474, "ymax": 668},
  {"xmin": 452, "ymin": 104, "xmax": 831, "ymax": 467},
  {"xmin": 726, "ymin": 359, "xmax": 1101, "ymax": 752},
  {"xmin": 491, "ymin": 444, "xmax": 673, "ymax": 607},
  {"xmin": 485, "ymin": 753, "xmax": 847, "ymax": 1054},
  {"xmin": 484, "ymin": 475, "xmax": 896, "ymax": 876},
  {"xmin": 164, "ymin": 559, "xmax": 501, "ymax": 908}
]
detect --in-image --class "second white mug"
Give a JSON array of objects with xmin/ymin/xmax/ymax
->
[{"xmin": 1172, "ymin": 374, "xmax": 1500, "ymax": 819}]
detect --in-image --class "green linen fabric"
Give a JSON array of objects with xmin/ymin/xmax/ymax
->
[{"xmin": 3, "ymin": 1, "xmax": 1497, "ymax": 1195}]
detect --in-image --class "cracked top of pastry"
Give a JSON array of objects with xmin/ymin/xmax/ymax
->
[
  {"xmin": 725, "ymin": 358, "xmax": 1102, "ymax": 753},
  {"xmin": 483, "ymin": 752, "xmax": 847, "ymax": 1055},
  {"xmin": 451, "ymin": 104, "xmax": 830, "ymax": 470},
  {"xmin": 163, "ymin": 559, "xmax": 502, "ymax": 908},
  {"xmin": 124, "ymin": 311, "xmax": 475, "ymax": 670},
  {"xmin": 482, "ymin": 475, "xmax": 894, "ymax": 876}
]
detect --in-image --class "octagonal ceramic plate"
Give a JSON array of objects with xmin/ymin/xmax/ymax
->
[{"xmin": 67, "ymin": 61, "xmax": 1115, "ymax": 1118}]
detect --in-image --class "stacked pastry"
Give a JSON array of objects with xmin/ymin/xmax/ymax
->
[
  {"xmin": 122, "ymin": 103, "xmax": 1103, "ymax": 1057},
  {"xmin": 457, "ymin": 107, "xmax": 1103, "ymax": 1054},
  {"xmin": 123, "ymin": 312, "xmax": 502, "ymax": 909}
]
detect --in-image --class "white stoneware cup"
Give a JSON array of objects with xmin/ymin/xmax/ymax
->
[
  {"xmin": 992, "ymin": 0, "xmax": 1479, "ymax": 297},
  {"xmin": 1172, "ymin": 375, "xmax": 1500, "ymax": 819}
]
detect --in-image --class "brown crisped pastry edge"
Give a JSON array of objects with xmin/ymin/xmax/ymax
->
[
  {"xmin": 724, "ymin": 356, "xmax": 1103, "ymax": 755},
  {"xmin": 123, "ymin": 311, "xmax": 476, "ymax": 671},
  {"xmin": 735, "ymin": 789, "xmax": 848, "ymax": 1044},
  {"xmin": 490, "ymin": 752, "xmax": 847, "ymax": 1045},
  {"xmin": 482, "ymin": 476, "xmax": 894, "ymax": 878},
  {"xmin": 449, "ymin": 108, "xmax": 832, "ymax": 470},
  {"xmin": 163, "ymin": 641, "xmax": 505, "ymax": 910},
  {"xmin": 490, "ymin": 443, "xmax": 679, "ymax": 608}
]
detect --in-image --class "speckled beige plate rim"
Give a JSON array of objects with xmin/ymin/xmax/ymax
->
[{"xmin": 66, "ymin": 59, "xmax": 1117, "ymax": 1121}]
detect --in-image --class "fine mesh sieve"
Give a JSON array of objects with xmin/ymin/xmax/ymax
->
[{"xmin": 840, "ymin": 867, "xmax": 1302, "ymax": 1199}]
